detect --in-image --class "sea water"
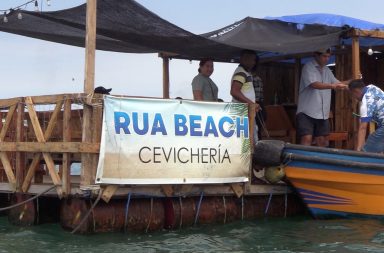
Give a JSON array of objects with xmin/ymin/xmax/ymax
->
[{"xmin": 0, "ymin": 216, "xmax": 383, "ymax": 252}]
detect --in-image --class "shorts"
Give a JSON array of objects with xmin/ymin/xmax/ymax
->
[
  {"xmin": 362, "ymin": 126, "xmax": 384, "ymax": 153},
  {"xmin": 296, "ymin": 113, "xmax": 329, "ymax": 137}
]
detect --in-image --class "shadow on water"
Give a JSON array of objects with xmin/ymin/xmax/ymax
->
[{"xmin": 0, "ymin": 216, "xmax": 384, "ymax": 252}]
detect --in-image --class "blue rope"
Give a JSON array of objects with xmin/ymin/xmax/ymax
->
[
  {"xmin": 284, "ymin": 190, "xmax": 288, "ymax": 218},
  {"xmin": 124, "ymin": 192, "xmax": 132, "ymax": 233},
  {"xmin": 194, "ymin": 192, "xmax": 204, "ymax": 225},
  {"xmin": 265, "ymin": 193, "xmax": 273, "ymax": 215}
]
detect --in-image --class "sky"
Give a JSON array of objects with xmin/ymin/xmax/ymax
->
[{"xmin": 0, "ymin": 0, "xmax": 384, "ymax": 101}]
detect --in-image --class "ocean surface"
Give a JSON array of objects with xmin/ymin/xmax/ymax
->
[{"xmin": 0, "ymin": 215, "xmax": 384, "ymax": 253}]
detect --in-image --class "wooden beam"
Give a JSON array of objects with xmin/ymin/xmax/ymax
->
[
  {"xmin": 0, "ymin": 104, "xmax": 16, "ymax": 141},
  {"xmin": 62, "ymin": 99, "xmax": 72, "ymax": 196},
  {"xmin": 349, "ymin": 29, "xmax": 384, "ymax": 39},
  {"xmin": 81, "ymin": 0, "xmax": 98, "ymax": 189},
  {"xmin": 162, "ymin": 56, "xmax": 170, "ymax": 99},
  {"xmin": 0, "ymin": 97, "xmax": 22, "ymax": 109},
  {"xmin": 15, "ymin": 102, "xmax": 25, "ymax": 191},
  {"xmin": 21, "ymin": 153, "xmax": 41, "ymax": 192},
  {"xmin": 84, "ymin": 0, "xmax": 97, "ymax": 93},
  {"xmin": 24, "ymin": 97, "xmax": 63, "ymax": 197},
  {"xmin": 0, "ymin": 152, "xmax": 16, "ymax": 191},
  {"xmin": 0, "ymin": 142, "xmax": 100, "ymax": 153},
  {"xmin": 0, "ymin": 104, "xmax": 17, "ymax": 191},
  {"xmin": 351, "ymin": 36, "xmax": 361, "ymax": 148}
]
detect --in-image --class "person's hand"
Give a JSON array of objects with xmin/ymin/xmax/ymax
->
[
  {"xmin": 334, "ymin": 82, "xmax": 348, "ymax": 90},
  {"xmin": 255, "ymin": 102, "xmax": 261, "ymax": 112}
]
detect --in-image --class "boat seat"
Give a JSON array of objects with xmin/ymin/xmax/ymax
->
[
  {"xmin": 261, "ymin": 105, "xmax": 296, "ymax": 143},
  {"xmin": 328, "ymin": 111, "xmax": 348, "ymax": 148}
]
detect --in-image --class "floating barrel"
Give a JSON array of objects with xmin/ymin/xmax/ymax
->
[
  {"xmin": 8, "ymin": 193, "xmax": 36, "ymax": 226},
  {"xmin": 164, "ymin": 197, "xmax": 196, "ymax": 229},
  {"xmin": 60, "ymin": 197, "xmax": 164, "ymax": 233},
  {"xmin": 253, "ymin": 140, "xmax": 285, "ymax": 166}
]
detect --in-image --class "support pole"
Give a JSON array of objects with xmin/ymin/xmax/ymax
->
[
  {"xmin": 81, "ymin": 0, "xmax": 97, "ymax": 188},
  {"xmin": 351, "ymin": 35, "xmax": 362, "ymax": 147},
  {"xmin": 162, "ymin": 56, "xmax": 170, "ymax": 99}
]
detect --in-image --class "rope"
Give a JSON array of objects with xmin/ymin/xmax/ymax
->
[
  {"xmin": 36, "ymin": 196, "xmax": 39, "ymax": 224},
  {"xmin": 145, "ymin": 198, "xmax": 153, "ymax": 233},
  {"xmin": 241, "ymin": 195, "xmax": 244, "ymax": 220},
  {"xmin": 265, "ymin": 193, "xmax": 273, "ymax": 215},
  {"xmin": 194, "ymin": 192, "xmax": 204, "ymax": 225},
  {"xmin": 71, "ymin": 189, "xmax": 103, "ymax": 234},
  {"xmin": 257, "ymin": 112, "xmax": 270, "ymax": 138},
  {"xmin": 124, "ymin": 192, "xmax": 132, "ymax": 233},
  {"xmin": 284, "ymin": 190, "xmax": 288, "ymax": 218},
  {"xmin": 222, "ymin": 196, "xmax": 226, "ymax": 224},
  {"xmin": 0, "ymin": 185, "xmax": 56, "ymax": 212},
  {"xmin": 179, "ymin": 196, "xmax": 183, "ymax": 229}
]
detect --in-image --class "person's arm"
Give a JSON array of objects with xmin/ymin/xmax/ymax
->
[
  {"xmin": 309, "ymin": 82, "xmax": 348, "ymax": 90},
  {"xmin": 193, "ymin": 90, "xmax": 204, "ymax": 101},
  {"xmin": 355, "ymin": 121, "xmax": 368, "ymax": 151},
  {"xmin": 231, "ymin": 80, "xmax": 260, "ymax": 110}
]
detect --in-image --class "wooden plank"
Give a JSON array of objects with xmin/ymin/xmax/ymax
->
[
  {"xmin": 101, "ymin": 185, "xmax": 118, "ymax": 203},
  {"xmin": 0, "ymin": 142, "xmax": 100, "ymax": 153},
  {"xmin": 62, "ymin": 99, "xmax": 72, "ymax": 196},
  {"xmin": 161, "ymin": 185, "xmax": 173, "ymax": 197},
  {"xmin": 230, "ymin": 183, "xmax": 244, "ymax": 198},
  {"xmin": 30, "ymin": 93, "xmax": 86, "ymax": 105},
  {"xmin": 0, "ymin": 104, "xmax": 16, "ymax": 141},
  {"xmin": 0, "ymin": 152, "xmax": 16, "ymax": 191},
  {"xmin": 0, "ymin": 97, "xmax": 23, "ymax": 109}
]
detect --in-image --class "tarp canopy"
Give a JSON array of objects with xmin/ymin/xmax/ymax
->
[
  {"xmin": 201, "ymin": 17, "xmax": 347, "ymax": 55},
  {"xmin": 0, "ymin": 0, "xmax": 242, "ymax": 61},
  {"xmin": 0, "ymin": 1, "xmax": 380, "ymax": 60}
]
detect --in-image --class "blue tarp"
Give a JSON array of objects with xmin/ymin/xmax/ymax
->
[{"xmin": 266, "ymin": 13, "xmax": 384, "ymax": 30}]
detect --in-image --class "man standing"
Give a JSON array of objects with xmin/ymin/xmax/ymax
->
[
  {"xmin": 349, "ymin": 79, "xmax": 384, "ymax": 153},
  {"xmin": 296, "ymin": 48, "xmax": 348, "ymax": 147},
  {"xmin": 231, "ymin": 49, "xmax": 260, "ymax": 142}
]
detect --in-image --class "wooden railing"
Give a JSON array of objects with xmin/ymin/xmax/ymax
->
[{"xmin": 0, "ymin": 93, "xmax": 101, "ymax": 198}]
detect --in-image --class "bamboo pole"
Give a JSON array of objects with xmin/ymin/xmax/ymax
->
[
  {"xmin": 162, "ymin": 56, "xmax": 170, "ymax": 99},
  {"xmin": 81, "ymin": 0, "xmax": 97, "ymax": 188}
]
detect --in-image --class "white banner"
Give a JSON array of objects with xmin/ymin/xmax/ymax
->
[{"xmin": 96, "ymin": 96, "xmax": 251, "ymax": 184}]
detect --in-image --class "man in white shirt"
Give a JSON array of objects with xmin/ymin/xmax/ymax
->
[{"xmin": 296, "ymin": 48, "xmax": 349, "ymax": 147}]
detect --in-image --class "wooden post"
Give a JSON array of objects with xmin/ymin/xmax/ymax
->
[
  {"xmin": 15, "ymin": 102, "xmax": 25, "ymax": 191},
  {"xmin": 351, "ymin": 35, "xmax": 361, "ymax": 148},
  {"xmin": 351, "ymin": 36, "xmax": 361, "ymax": 79},
  {"xmin": 62, "ymin": 98, "xmax": 72, "ymax": 196},
  {"xmin": 162, "ymin": 56, "xmax": 170, "ymax": 99},
  {"xmin": 81, "ymin": 0, "xmax": 97, "ymax": 188}
]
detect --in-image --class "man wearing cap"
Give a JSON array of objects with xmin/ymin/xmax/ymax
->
[{"xmin": 296, "ymin": 48, "xmax": 349, "ymax": 147}]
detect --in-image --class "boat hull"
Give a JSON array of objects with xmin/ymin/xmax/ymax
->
[{"xmin": 284, "ymin": 147, "xmax": 384, "ymax": 218}]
